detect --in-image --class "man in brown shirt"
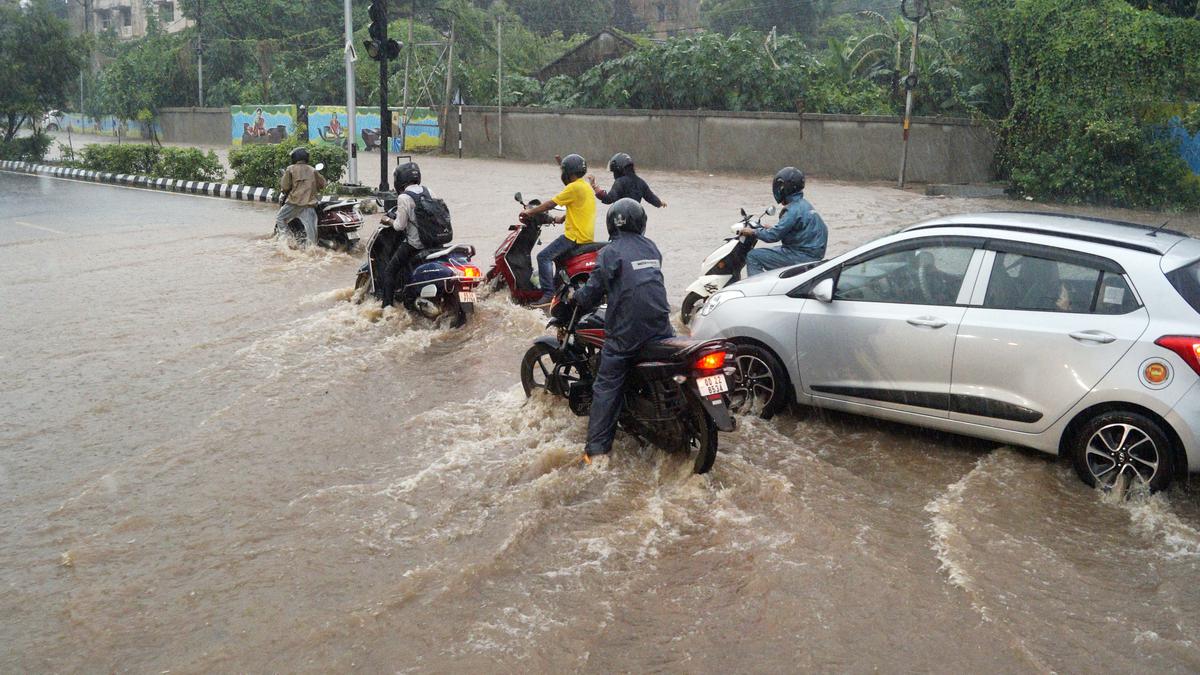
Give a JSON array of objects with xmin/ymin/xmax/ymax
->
[{"xmin": 275, "ymin": 147, "xmax": 327, "ymax": 247}]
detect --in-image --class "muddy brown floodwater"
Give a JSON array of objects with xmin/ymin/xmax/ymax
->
[{"xmin": 3, "ymin": 158, "xmax": 1200, "ymax": 672}]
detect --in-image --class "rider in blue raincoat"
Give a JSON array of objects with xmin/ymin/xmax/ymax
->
[
  {"xmin": 571, "ymin": 199, "xmax": 674, "ymax": 464},
  {"xmin": 743, "ymin": 167, "xmax": 828, "ymax": 276}
]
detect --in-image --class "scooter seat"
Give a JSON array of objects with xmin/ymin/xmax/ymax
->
[
  {"xmin": 416, "ymin": 244, "xmax": 474, "ymax": 262},
  {"xmin": 556, "ymin": 242, "xmax": 606, "ymax": 261},
  {"xmin": 637, "ymin": 337, "xmax": 712, "ymax": 362}
]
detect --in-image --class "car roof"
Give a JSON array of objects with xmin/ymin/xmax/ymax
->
[{"xmin": 903, "ymin": 211, "xmax": 1191, "ymax": 256}]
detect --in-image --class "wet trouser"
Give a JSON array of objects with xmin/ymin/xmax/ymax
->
[
  {"xmin": 380, "ymin": 241, "xmax": 419, "ymax": 308},
  {"xmin": 536, "ymin": 234, "xmax": 579, "ymax": 295},
  {"xmin": 275, "ymin": 203, "xmax": 319, "ymax": 247},
  {"xmin": 745, "ymin": 247, "xmax": 820, "ymax": 277},
  {"xmin": 585, "ymin": 344, "xmax": 641, "ymax": 457}
]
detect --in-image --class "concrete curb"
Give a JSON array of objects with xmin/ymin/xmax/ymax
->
[{"xmin": 0, "ymin": 160, "xmax": 278, "ymax": 203}]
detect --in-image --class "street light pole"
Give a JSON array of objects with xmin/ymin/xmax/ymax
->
[
  {"xmin": 343, "ymin": 0, "xmax": 357, "ymax": 185},
  {"xmin": 196, "ymin": 0, "xmax": 204, "ymax": 107},
  {"xmin": 496, "ymin": 18, "xmax": 502, "ymax": 157}
]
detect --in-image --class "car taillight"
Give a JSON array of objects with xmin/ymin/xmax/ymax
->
[
  {"xmin": 1155, "ymin": 336, "xmax": 1200, "ymax": 376},
  {"xmin": 694, "ymin": 351, "xmax": 726, "ymax": 370}
]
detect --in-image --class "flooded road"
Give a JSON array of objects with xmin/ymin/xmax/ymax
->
[{"xmin": 3, "ymin": 160, "xmax": 1200, "ymax": 672}]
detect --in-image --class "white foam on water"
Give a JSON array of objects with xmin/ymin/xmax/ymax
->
[
  {"xmin": 924, "ymin": 453, "xmax": 1015, "ymax": 621},
  {"xmin": 1122, "ymin": 493, "xmax": 1200, "ymax": 559},
  {"xmin": 253, "ymin": 235, "xmax": 351, "ymax": 272}
]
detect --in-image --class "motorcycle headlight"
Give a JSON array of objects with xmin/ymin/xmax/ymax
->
[{"xmin": 699, "ymin": 290, "xmax": 743, "ymax": 317}]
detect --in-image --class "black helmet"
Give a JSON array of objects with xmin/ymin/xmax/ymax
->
[
  {"xmin": 560, "ymin": 153, "xmax": 587, "ymax": 185},
  {"xmin": 393, "ymin": 161, "xmax": 421, "ymax": 192},
  {"xmin": 605, "ymin": 198, "xmax": 647, "ymax": 238},
  {"xmin": 608, "ymin": 152, "xmax": 634, "ymax": 178},
  {"xmin": 772, "ymin": 166, "xmax": 805, "ymax": 204},
  {"xmin": 289, "ymin": 146, "xmax": 310, "ymax": 164}
]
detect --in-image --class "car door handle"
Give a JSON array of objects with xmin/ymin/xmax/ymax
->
[
  {"xmin": 906, "ymin": 316, "xmax": 947, "ymax": 329},
  {"xmin": 1069, "ymin": 330, "xmax": 1117, "ymax": 344}
]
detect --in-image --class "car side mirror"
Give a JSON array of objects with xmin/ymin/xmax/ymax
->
[
  {"xmin": 314, "ymin": 162, "xmax": 325, "ymax": 172},
  {"xmin": 514, "ymin": 192, "xmax": 523, "ymax": 204},
  {"xmin": 811, "ymin": 277, "xmax": 834, "ymax": 303},
  {"xmin": 765, "ymin": 205, "xmax": 777, "ymax": 216}
]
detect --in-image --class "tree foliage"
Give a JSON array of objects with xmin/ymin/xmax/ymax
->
[
  {"xmin": 96, "ymin": 33, "xmax": 195, "ymax": 133},
  {"xmin": 961, "ymin": 0, "xmax": 1200, "ymax": 207},
  {"xmin": 0, "ymin": 0, "xmax": 87, "ymax": 143}
]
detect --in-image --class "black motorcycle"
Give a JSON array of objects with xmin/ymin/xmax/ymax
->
[{"xmin": 520, "ymin": 289, "xmax": 737, "ymax": 474}]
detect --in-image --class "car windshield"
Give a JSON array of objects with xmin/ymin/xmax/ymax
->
[{"xmin": 1167, "ymin": 260, "xmax": 1200, "ymax": 315}]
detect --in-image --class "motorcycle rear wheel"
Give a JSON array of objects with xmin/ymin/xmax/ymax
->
[{"xmin": 687, "ymin": 404, "xmax": 719, "ymax": 474}]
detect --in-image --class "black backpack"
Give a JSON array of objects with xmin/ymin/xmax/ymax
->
[{"xmin": 411, "ymin": 188, "xmax": 453, "ymax": 248}]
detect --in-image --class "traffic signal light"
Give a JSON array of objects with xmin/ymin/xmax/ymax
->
[
  {"xmin": 364, "ymin": 0, "xmax": 402, "ymax": 61},
  {"xmin": 365, "ymin": 0, "xmax": 387, "ymax": 61}
]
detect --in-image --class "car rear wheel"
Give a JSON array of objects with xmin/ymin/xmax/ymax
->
[
  {"xmin": 1070, "ymin": 411, "xmax": 1175, "ymax": 493},
  {"xmin": 728, "ymin": 344, "xmax": 788, "ymax": 420}
]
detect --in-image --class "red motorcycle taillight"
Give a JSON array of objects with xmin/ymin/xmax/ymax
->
[
  {"xmin": 694, "ymin": 351, "xmax": 726, "ymax": 371},
  {"xmin": 460, "ymin": 265, "xmax": 481, "ymax": 278},
  {"xmin": 1155, "ymin": 336, "xmax": 1200, "ymax": 376}
]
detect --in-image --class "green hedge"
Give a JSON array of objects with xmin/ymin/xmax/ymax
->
[
  {"xmin": 227, "ymin": 135, "xmax": 347, "ymax": 191},
  {"xmin": 966, "ymin": 0, "xmax": 1200, "ymax": 208},
  {"xmin": 0, "ymin": 133, "xmax": 53, "ymax": 162},
  {"xmin": 77, "ymin": 144, "xmax": 224, "ymax": 182}
]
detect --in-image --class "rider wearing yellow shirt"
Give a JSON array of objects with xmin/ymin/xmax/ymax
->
[{"xmin": 521, "ymin": 153, "xmax": 596, "ymax": 306}]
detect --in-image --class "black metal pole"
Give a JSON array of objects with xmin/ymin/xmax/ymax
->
[{"xmin": 378, "ymin": 0, "xmax": 390, "ymax": 193}]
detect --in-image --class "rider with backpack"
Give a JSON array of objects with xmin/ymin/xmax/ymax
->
[{"xmin": 377, "ymin": 161, "xmax": 453, "ymax": 308}]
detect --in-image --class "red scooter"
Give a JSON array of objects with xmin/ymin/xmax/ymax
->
[{"xmin": 484, "ymin": 191, "xmax": 604, "ymax": 304}]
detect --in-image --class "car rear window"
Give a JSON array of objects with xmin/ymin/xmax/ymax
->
[
  {"xmin": 983, "ymin": 252, "xmax": 1140, "ymax": 314},
  {"xmin": 1167, "ymin": 260, "xmax": 1200, "ymax": 315}
]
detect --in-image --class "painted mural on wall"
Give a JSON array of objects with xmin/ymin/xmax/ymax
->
[
  {"xmin": 231, "ymin": 105, "xmax": 296, "ymax": 145},
  {"xmin": 307, "ymin": 106, "xmax": 440, "ymax": 152},
  {"xmin": 61, "ymin": 114, "xmax": 158, "ymax": 139},
  {"xmin": 307, "ymin": 106, "xmax": 386, "ymax": 152},
  {"xmin": 393, "ymin": 108, "xmax": 440, "ymax": 152},
  {"xmin": 227, "ymin": 104, "xmax": 437, "ymax": 151}
]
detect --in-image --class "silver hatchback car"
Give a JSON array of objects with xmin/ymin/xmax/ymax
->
[{"xmin": 690, "ymin": 212, "xmax": 1200, "ymax": 491}]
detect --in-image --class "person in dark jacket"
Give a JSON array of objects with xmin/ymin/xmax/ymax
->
[
  {"xmin": 375, "ymin": 161, "xmax": 431, "ymax": 307},
  {"xmin": 571, "ymin": 198, "xmax": 675, "ymax": 466},
  {"xmin": 743, "ymin": 167, "xmax": 828, "ymax": 276},
  {"xmin": 588, "ymin": 153, "xmax": 667, "ymax": 208}
]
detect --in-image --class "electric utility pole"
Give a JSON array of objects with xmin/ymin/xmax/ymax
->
[{"xmin": 897, "ymin": 0, "xmax": 928, "ymax": 188}]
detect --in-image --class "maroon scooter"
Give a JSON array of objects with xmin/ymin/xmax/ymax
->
[{"xmin": 484, "ymin": 191, "xmax": 604, "ymax": 304}]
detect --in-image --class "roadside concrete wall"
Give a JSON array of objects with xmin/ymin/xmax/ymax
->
[
  {"xmin": 456, "ymin": 107, "xmax": 996, "ymax": 183},
  {"xmin": 159, "ymin": 107, "xmax": 231, "ymax": 146}
]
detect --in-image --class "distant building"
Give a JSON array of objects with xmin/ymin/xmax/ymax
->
[
  {"xmin": 68, "ymin": 0, "xmax": 192, "ymax": 41},
  {"xmin": 536, "ymin": 28, "xmax": 648, "ymax": 81},
  {"xmin": 626, "ymin": 0, "xmax": 701, "ymax": 37}
]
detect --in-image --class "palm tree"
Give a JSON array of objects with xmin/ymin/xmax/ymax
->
[{"xmin": 844, "ymin": 10, "xmax": 951, "ymax": 102}]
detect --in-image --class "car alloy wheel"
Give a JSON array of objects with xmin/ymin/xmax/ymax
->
[
  {"xmin": 1084, "ymin": 423, "xmax": 1161, "ymax": 489},
  {"xmin": 727, "ymin": 344, "xmax": 787, "ymax": 419}
]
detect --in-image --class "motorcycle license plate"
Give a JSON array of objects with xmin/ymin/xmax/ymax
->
[
  {"xmin": 696, "ymin": 374, "xmax": 728, "ymax": 396},
  {"xmin": 458, "ymin": 290, "xmax": 477, "ymax": 304},
  {"xmin": 347, "ymin": 231, "xmax": 360, "ymax": 241}
]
